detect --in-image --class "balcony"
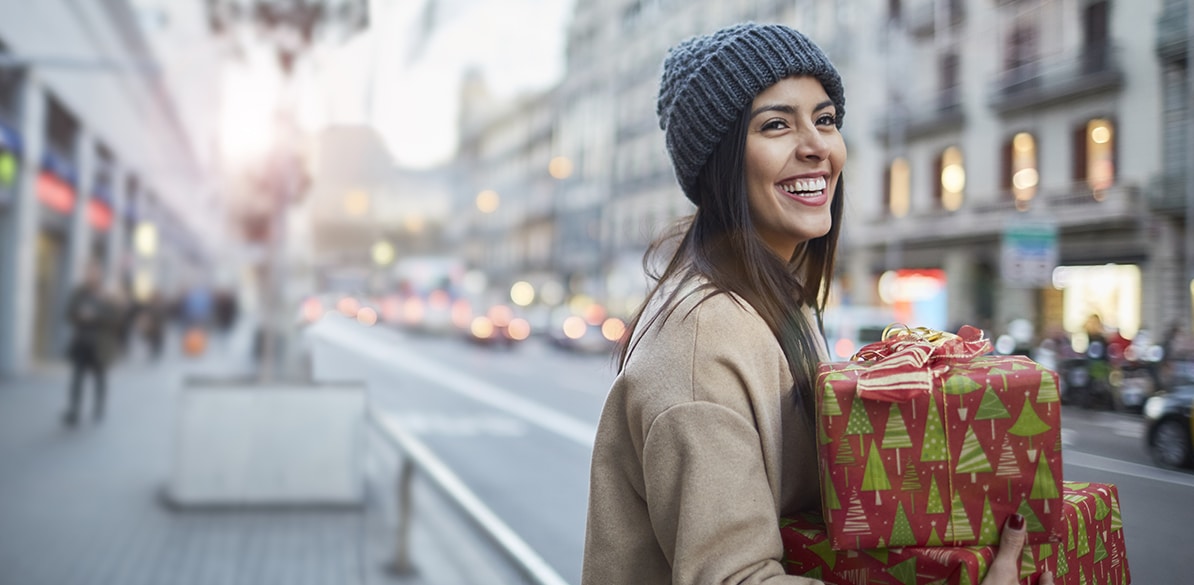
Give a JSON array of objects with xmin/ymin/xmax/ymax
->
[
  {"xmin": 1156, "ymin": 0, "xmax": 1189, "ymax": 63},
  {"xmin": 1149, "ymin": 173, "xmax": 1188, "ymax": 215},
  {"xmin": 905, "ymin": 0, "xmax": 965, "ymax": 39},
  {"xmin": 853, "ymin": 183, "xmax": 1141, "ymax": 248},
  {"xmin": 873, "ymin": 86, "xmax": 964, "ymax": 144},
  {"xmin": 988, "ymin": 43, "xmax": 1123, "ymax": 115}
]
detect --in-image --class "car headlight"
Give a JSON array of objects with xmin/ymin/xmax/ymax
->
[{"xmin": 1143, "ymin": 396, "xmax": 1166, "ymax": 420}]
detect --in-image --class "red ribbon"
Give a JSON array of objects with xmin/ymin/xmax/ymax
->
[{"xmin": 852, "ymin": 325, "xmax": 992, "ymax": 402}]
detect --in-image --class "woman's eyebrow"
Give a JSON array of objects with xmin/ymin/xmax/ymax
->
[{"xmin": 750, "ymin": 100, "xmax": 836, "ymax": 119}]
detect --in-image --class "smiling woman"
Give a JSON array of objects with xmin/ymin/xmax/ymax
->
[{"xmin": 581, "ymin": 22, "xmax": 1049, "ymax": 585}]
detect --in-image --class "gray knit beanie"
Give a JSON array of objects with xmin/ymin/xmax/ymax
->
[{"xmin": 657, "ymin": 23, "xmax": 845, "ymax": 205}]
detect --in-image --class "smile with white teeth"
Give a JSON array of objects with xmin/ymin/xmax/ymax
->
[{"xmin": 780, "ymin": 177, "xmax": 827, "ymax": 196}]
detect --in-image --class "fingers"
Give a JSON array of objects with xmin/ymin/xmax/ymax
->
[
  {"xmin": 982, "ymin": 514, "xmax": 1027, "ymax": 585},
  {"xmin": 1038, "ymin": 570, "xmax": 1055, "ymax": 585}
]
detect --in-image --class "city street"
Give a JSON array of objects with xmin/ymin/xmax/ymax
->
[{"xmin": 310, "ymin": 315, "xmax": 1194, "ymax": 585}]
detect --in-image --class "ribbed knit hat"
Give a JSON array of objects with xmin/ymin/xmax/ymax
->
[{"xmin": 657, "ymin": 23, "xmax": 845, "ymax": 205}]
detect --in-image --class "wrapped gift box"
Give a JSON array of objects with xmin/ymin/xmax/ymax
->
[
  {"xmin": 817, "ymin": 327, "xmax": 1063, "ymax": 550},
  {"xmin": 781, "ymin": 482, "xmax": 1129, "ymax": 585}
]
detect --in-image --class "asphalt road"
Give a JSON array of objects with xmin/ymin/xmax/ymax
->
[{"xmin": 308, "ymin": 315, "xmax": 1192, "ymax": 585}]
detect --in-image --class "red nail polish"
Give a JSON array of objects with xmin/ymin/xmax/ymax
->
[{"xmin": 1009, "ymin": 513, "xmax": 1025, "ymax": 530}]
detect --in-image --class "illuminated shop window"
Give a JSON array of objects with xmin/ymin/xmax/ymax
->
[
  {"xmin": 886, "ymin": 157, "xmax": 910, "ymax": 218},
  {"xmin": 1086, "ymin": 118, "xmax": 1115, "ymax": 193},
  {"xmin": 1004, "ymin": 132, "xmax": 1038, "ymax": 210},
  {"xmin": 1072, "ymin": 118, "xmax": 1115, "ymax": 195},
  {"xmin": 935, "ymin": 146, "xmax": 965, "ymax": 211}
]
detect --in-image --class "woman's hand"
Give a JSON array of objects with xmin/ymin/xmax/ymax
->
[{"xmin": 980, "ymin": 513, "xmax": 1055, "ymax": 585}]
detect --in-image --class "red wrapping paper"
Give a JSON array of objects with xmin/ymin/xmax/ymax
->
[
  {"xmin": 817, "ymin": 329, "xmax": 1063, "ymax": 550},
  {"xmin": 781, "ymin": 482, "xmax": 1129, "ymax": 585}
]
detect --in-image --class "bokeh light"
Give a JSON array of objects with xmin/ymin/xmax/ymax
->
[
  {"xmin": 510, "ymin": 281, "xmax": 535, "ymax": 306},
  {"xmin": 562, "ymin": 316, "xmax": 587, "ymax": 340}
]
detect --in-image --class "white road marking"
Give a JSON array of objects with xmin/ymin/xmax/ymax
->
[
  {"xmin": 1064, "ymin": 450, "xmax": 1194, "ymax": 489},
  {"xmin": 394, "ymin": 413, "xmax": 529, "ymax": 437},
  {"xmin": 311, "ymin": 319, "xmax": 598, "ymax": 447}
]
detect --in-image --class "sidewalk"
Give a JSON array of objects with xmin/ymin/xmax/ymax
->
[{"xmin": 0, "ymin": 327, "xmax": 528, "ymax": 585}]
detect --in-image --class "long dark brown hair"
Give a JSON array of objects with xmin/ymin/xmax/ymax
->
[{"xmin": 616, "ymin": 102, "xmax": 845, "ymax": 420}]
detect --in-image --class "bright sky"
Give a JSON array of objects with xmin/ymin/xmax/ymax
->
[
  {"xmin": 311, "ymin": 0, "xmax": 575, "ymax": 168},
  {"xmin": 136, "ymin": 0, "xmax": 572, "ymax": 171}
]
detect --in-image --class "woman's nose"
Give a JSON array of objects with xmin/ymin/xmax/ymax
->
[{"xmin": 795, "ymin": 128, "xmax": 829, "ymax": 161}]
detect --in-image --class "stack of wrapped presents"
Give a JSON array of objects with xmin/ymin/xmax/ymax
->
[{"xmin": 782, "ymin": 326, "xmax": 1130, "ymax": 585}]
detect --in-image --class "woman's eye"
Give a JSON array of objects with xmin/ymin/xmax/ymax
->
[
  {"xmin": 762, "ymin": 119, "xmax": 789, "ymax": 131},
  {"xmin": 816, "ymin": 114, "xmax": 836, "ymax": 126}
]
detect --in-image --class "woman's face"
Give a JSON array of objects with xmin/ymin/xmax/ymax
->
[{"xmin": 743, "ymin": 75, "xmax": 846, "ymax": 259}]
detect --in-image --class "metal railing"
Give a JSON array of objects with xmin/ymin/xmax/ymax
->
[{"xmin": 369, "ymin": 408, "xmax": 572, "ymax": 585}]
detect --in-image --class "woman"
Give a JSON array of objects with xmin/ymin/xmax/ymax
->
[{"xmin": 581, "ymin": 23, "xmax": 1050, "ymax": 585}]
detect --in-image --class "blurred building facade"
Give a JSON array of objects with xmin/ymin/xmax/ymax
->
[
  {"xmin": 0, "ymin": 1, "xmax": 219, "ymax": 375},
  {"xmin": 853, "ymin": 0, "xmax": 1177, "ymax": 344},
  {"xmin": 449, "ymin": 0, "xmax": 1188, "ymax": 344},
  {"xmin": 305, "ymin": 124, "xmax": 451, "ymax": 293}
]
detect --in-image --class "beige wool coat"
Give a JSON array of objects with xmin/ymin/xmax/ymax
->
[{"xmin": 582, "ymin": 283, "xmax": 827, "ymax": 585}]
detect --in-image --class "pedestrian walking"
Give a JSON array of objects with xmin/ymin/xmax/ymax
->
[
  {"xmin": 580, "ymin": 23, "xmax": 1049, "ymax": 585},
  {"xmin": 62, "ymin": 264, "xmax": 123, "ymax": 425}
]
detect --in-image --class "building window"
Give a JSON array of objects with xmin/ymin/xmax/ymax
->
[
  {"xmin": 1003, "ymin": 132, "xmax": 1039, "ymax": 209},
  {"xmin": 1073, "ymin": 118, "xmax": 1115, "ymax": 192},
  {"xmin": 935, "ymin": 146, "xmax": 965, "ymax": 211},
  {"xmin": 886, "ymin": 157, "xmax": 910, "ymax": 218},
  {"xmin": 939, "ymin": 51, "xmax": 960, "ymax": 108}
]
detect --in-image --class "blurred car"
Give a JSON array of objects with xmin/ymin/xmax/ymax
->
[
  {"xmin": 1143, "ymin": 381, "xmax": 1194, "ymax": 470},
  {"xmin": 549, "ymin": 304, "xmax": 625, "ymax": 355},
  {"xmin": 465, "ymin": 304, "xmax": 531, "ymax": 348}
]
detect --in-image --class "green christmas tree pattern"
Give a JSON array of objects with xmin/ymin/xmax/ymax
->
[
  {"xmin": 835, "ymin": 437, "xmax": 856, "ymax": 465},
  {"xmin": 882, "ymin": 403, "xmax": 913, "ymax": 474},
  {"xmin": 888, "ymin": 557, "xmax": 917, "ymax": 585},
  {"xmin": 1093, "ymin": 533, "xmax": 1108, "ymax": 563},
  {"xmin": 1094, "ymin": 492, "xmax": 1110, "ymax": 521},
  {"xmin": 1019, "ymin": 544, "xmax": 1036, "ymax": 579},
  {"xmin": 819, "ymin": 419, "xmax": 832, "ymax": 445},
  {"xmin": 979, "ymin": 495, "xmax": 998, "ymax": 543},
  {"xmin": 1030, "ymin": 455, "xmax": 1060, "ymax": 513},
  {"xmin": 927, "ymin": 522, "xmax": 944, "ymax": 546},
  {"xmin": 821, "ymin": 379, "xmax": 844, "ymax": 416},
  {"xmin": 890, "ymin": 502, "xmax": 914, "ymax": 546},
  {"xmin": 944, "ymin": 373, "xmax": 982, "ymax": 395},
  {"xmin": 1037, "ymin": 369, "xmax": 1060, "ymax": 405},
  {"xmin": 957, "ymin": 568, "xmax": 974, "ymax": 585},
  {"xmin": 1018, "ymin": 499, "xmax": 1045, "ymax": 533},
  {"xmin": 824, "ymin": 471, "xmax": 841, "ymax": 511},
  {"xmin": 845, "ymin": 394, "xmax": 874, "ymax": 436},
  {"xmin": 1110, "ymin": 494, "xmax": 1123, "ymax": 532},
  {"xmin": 862, "ymin": 440, "xmax": 892, "ymax": 504},
  {"xmin": 1067, "ymin": 507, "xmax": 1077, "ymax": 551},
  {"xmin": 921, "ymin": 403, "xmax": 948, "ymax": 462},
  {"xmin": 900, "ymin": 459, "xmax": 921, "ymax": 511},
  {"xmin": 1075, "ymin": 510, "xmax": 1090, "ymax": 557},
  {"xmin": 1008, "ymin": 398, "xmax": 1052, "ymax": 450},
  {"xmin": 975, "ymin": 385, "xmax": 1012, "ymax": 439},
  {"xmin": 801, "ymin": 566, "xmax": 823, "ymax": 581},
  {"xmin": 926, "ymin": 475, "xmax": 945, "ymax": 514},
  {"xmin": 946, "ymin": 491, "xmax": 976, "ymax": 542},
  {"xmin": 1039, "ymin": 542, "xmax": 1054, "ymax": 561},
  {"xmin": 955, "ymin": 426, "xmax": 994, "ymax": 481},
  {"xmin": 1057, "ymin": 537, "xmax": 1071, "ymax": 577},
  {"xmin": 808, "ymin": 537, "xmax": 836, "ymax": 568}
]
